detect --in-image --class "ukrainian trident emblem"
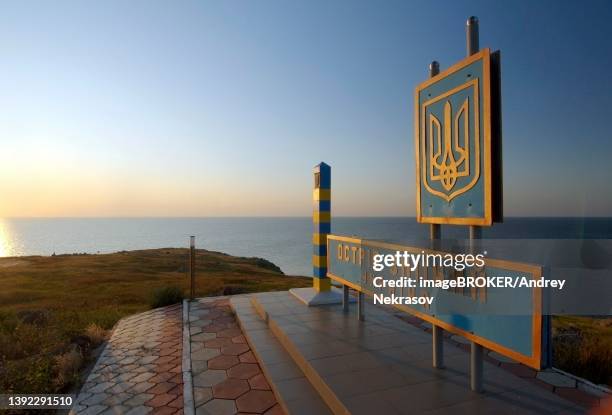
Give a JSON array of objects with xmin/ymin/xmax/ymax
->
[{"xmin": 420, "ymin": 79, "xmax": 481, "ymax": 202}]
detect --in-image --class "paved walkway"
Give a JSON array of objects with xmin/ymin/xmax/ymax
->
[
  {"xmin": 71, "ymin": 293, "xmax": 608, "ymax": 415},
  {"xmin": 70, "ymin": 304, "xmax": 183, "ymax": 415},
  {"xmin": 187, "ymin": 297, "xmax": 282, "ymax": 415}
]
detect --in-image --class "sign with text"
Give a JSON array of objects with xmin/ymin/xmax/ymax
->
[
  {"xmin": 327, "ymin": 234, "xmax": 550, "ymax": 369},
  {"xmin": 414, "ymin": 48, "xmax": 502, "ymax": 225}
]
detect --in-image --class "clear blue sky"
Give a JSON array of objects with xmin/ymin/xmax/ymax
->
[{"xmin": 1, "ymin": 0, "xmax": 611, "ymax": 217}]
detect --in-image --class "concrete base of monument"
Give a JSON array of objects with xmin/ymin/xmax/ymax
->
[
  {"xmin": 229, "ymin": 291, "xmax": 586, "ymax": 415},
  {"xmin": 289, "ymin": 287, "xmax": 356, "ymax": 306}
]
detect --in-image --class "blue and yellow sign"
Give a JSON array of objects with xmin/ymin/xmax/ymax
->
[
  {"xmin": 326, "ymin": 235, "xmax": 550, "ymax": 369},
  {"xmin": 415, "ymin": 48, "xmax": 501, "ymax": 225}
]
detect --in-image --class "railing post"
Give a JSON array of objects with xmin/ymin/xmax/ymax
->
[{"xmin": 189, "ymin": 236, "xmax": 195, "ymax": 300}]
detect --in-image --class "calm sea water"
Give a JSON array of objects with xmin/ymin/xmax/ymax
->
[{"xmin": 1, "ymin": 217, "xmax": 611, "ymax": 276}]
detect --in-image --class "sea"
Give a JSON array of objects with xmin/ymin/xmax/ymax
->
[{"xmin": 1, "ymin": 217, "xmax": 611, "ymax": 276}]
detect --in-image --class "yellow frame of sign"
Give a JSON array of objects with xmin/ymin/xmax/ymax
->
[
  {"xmin": 414, "ymin": 48, "xmax": 497, "ymax": 226},
  {"xmin": 326, "ymin": 234, "xmax": 544, "ymax": 369}
]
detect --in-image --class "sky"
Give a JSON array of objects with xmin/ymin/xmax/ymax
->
[{"xmin": 1, "ymin": 0, "xmax": 611, "ymax": 217}]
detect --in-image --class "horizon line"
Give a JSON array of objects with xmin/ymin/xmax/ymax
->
[{"xmin": 2, "ymin": 216, "xmax": 612, "ymax": 220}]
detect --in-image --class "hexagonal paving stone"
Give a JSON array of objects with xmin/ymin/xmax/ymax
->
[
  {"xmin": 193, "ymin": 369, "xmax": 228, "ymax": 387},
  {"xmin": 197, "ymin": 398, "xmax": 237, "ymax": 415},
  {"xmin": 193, "ymin": 386, "xmax": 213, "ymax": 406},
  {"xmin": 145, "ymin": 393, "xmax": 175, "ymax": 408},
  {"xmin": 231, "ymin": 335, "xmax": 247, "ymax": 344},
  {"xmin": 79, "ymin": 404, "xmax": 107, "ymax": 415},
  {"xmin": 125, "ymin": 406, "xmax": 152, "ymax": 415},
  {"xmin": 208, "ymin": 354, "xmax": 240, "ymax": 370},
  {"xmin": 102, "ymin": 392, "xmax": 134, "ymax": 406},
  {"xmin": 147, "ymin": 381, "xmax": 178, "ymax": 394},
  {"xmin": 221, "ymin": 343, "xmax": 250, "ymax": 356},
  {"xmin": 228, "ymin": 363, "xmax": 261, "ymax": 380},
  {"xmin": 192, "ymin": 348, "xmax": 221, "ymax": 361},
  {"xmin": 239, "ymin": 351, "xmax": 258, "ymax": 364},
  {"xmin": 193, "ymin": 332, "xmax": 217, "ymax": 342},
  {"xmin": 82, "ymin": 392, "xmax": 110, "ymax": 406},
  {"xmin": 248, "ymin": 373, "xmax": 271, "ymax": 390},
  {"xmin": 217, "ymin": 328, "xmax": 242, "ymax": 338},
  {"xmin": 105, "ymin": 382, "xmax": 135, "ymax": 395},
  {"xmin": 122, "ymin": 393, "xmax": 154, "ymax": 407},
  {"xmin": 192, "ymin": 342, "xmax": 207, "ymax": 352},
  {"xmin": 204, "ymin": 338, "xmax": 234, "ymax": 348},
  {"xmin": 192, "ymin": 360, "xmax": 208, "ymax": 374},
  {"xmin": 264, "ymin": 404, "xmax": 284, "ymax": 415},
  {"xmin": 127, "ymin": 381, "xmax": 155, "ymax": 394},
  {"xmin": 190, "ymin": 326, "xmax": 204, "ymax": 336},
  {"xmin": 212, "ymin": 378, "xmax": 250, "ymax": 400},
  {"xmin": 89, "ymin": 381, "xmax": 115, "ymax": 394},
  {"xmin": 129, "ymin": 372, "xmax": 155, "ymax": 383},
  {"xmin": 236, "ymin": 390, "xmax": 276, "ymax": 413},
  {"xmin": 155, "ymin": 355, "xmax": 178, "ymax": 365}
]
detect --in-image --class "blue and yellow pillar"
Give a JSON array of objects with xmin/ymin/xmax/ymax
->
[{"xmin": 312, "ymin": 162, "xmax": 331, "ymax": 292}]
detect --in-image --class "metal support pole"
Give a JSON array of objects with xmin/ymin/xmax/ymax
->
[
  {"xmin": 466, "ymin": 16, "xmax": 479, "ymax": 56},
  {"xmin": 342, "ymin": 285, "xmax": 349, "ymax": 313},
  {"xmin": 189, "ymin": 236, "xmax": 195, "ymax": 300},
  {"xmin": 471, "ymin": 342, "xmax": 484, "ymax": 392},
  {"xmin": 431, "ymin": 221, "xmax": 443, "ymax": 369},
  {"xmin": 467, "ymin": 15, "xmax": 484, "ymax": 391},
  {"xmin": 432, "ymin": 325, "xmax": 445, "ymax": 369},
  {"xmin": 357, "ymin": 291, "xmax": 365, "ymax": 321},
  {"xmin": 469, "ymin": 225, "xmax": 482, "ymax": 240},
  {"xmin": 428, "ymin": 60, "xmax": 444, "ymax": 369},
  {"xmin": 429, "ymin": 61, "xmax": 440, "ymax": 78}
]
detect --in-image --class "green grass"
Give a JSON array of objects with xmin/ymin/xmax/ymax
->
[{"xmin": 0, "ymin": 248, "xmax": 310, "ymax": 395}]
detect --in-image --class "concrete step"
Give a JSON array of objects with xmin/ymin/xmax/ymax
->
[
  {"xmin": 230, "ymin": 296, "xmax": 333, "ymax": 415},
  {"xmin": 250, "ymin": 294, "xmax": 351, "ymax": 415},
  {"xmin": 248, "ymin": 291, "xmax": 584, "ymax": 415}
]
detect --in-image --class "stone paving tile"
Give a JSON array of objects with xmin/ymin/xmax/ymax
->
[
  {"xmin": 208, "ymin": 354, "xmax": 240, "ymax": 370},
  {"xmin": 189, "ymin": 298, "xmax": 282, "ymax": 414},
  {"xmin": 197, "ymin": 398, "xmax": 237, "ymax": 415},
  {"xmin": 228, "ymin": 363, "xmax": 262, "ymax": 380},
  {"xmin": 236, "ymin": 390, "xmax": 276, "ymax": 413},
  {"xmin": 213, "ymin": 378, "xmax": 251, "ymax": 399},
  {"xmin": 71, "ymin": 304, "xmax": 183, "ymax": 415}
]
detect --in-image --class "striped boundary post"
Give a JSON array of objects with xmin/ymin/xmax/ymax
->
[{"xmin": 312, "ymin": 162, "xmax": 331, "ymax": 292}]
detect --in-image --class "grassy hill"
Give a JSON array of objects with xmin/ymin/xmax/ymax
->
[{"xmin": 0, "ymin": 248, "xmax": 310, "ymax": 395}]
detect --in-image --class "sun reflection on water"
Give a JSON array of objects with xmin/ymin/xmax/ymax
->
[{"xmin": 0, "ymin": 220, "xmax": 14, "ymax": 257}]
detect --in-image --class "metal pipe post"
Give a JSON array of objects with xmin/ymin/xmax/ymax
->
[
  {"xmin": 466, "ymin": 16, "xmax": 479, "ymax": 56},
  {"xmin": 429, "ymin": 61, "xmax": 440, "ymax": 78},
  {"xmin": 189, "ymin": 236, "xmax": 195, "ymax": 300},
  {"xmin": 428, "ymin": 60, "xmax": 444, "ymax": 369},
  {"xmin": 342, "ymin": 285, "xmax": 349, "ymax": 313},
  {"xmin": 357, "ymin": 291, "xmax": 365, "ymax": 321},
  {"xmin": 467, "ymin": 15, "xmax": 484, "ymax": 391},
  {"xmin": 471, "ymin": 342, "xmax": 484, "ymax": 392}
]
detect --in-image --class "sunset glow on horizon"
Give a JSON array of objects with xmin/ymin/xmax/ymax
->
[{"xmin": 2, "ymin": 1, "xmax": 612, "ymax": 218}]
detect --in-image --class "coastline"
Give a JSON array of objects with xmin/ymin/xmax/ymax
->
[{"xmin": 0, "ymin": 248, "xmax": 310, "ymax": 395}]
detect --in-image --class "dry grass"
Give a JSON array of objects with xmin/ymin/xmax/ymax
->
[
  {"xmin": 0, "ymin": 248, "xmax": 310, "ymax": 394},
  {"xmin": 84, "ymin": 323, "xmax": 108, "ymax": 345},
  {"xmin": 553, "ymin": 316, "xmax": 612, "ymax": 386},
  {"xmin": 53, "ymin": 347, "xmax": 83, "ymax": 389}
]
